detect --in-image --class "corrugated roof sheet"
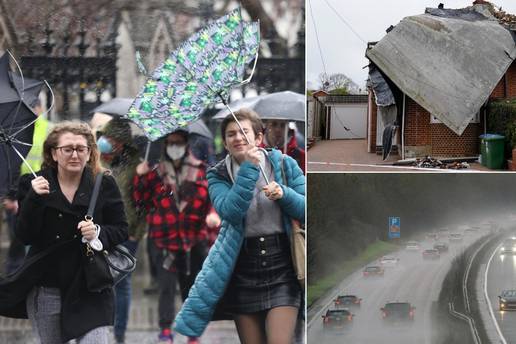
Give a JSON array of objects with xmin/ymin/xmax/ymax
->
[
  {"xmin": 366, "ymin": 4, "xmax": 516, "ymax": 135},
  {"xmin": 322, "ymin": 94, "xmax": 368, "ymax": 103}
]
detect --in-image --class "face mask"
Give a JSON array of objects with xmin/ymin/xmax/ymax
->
[
  {"xmin": 166, "ymin": 144, "xmax": 186, "ymax": 160},
  {"xmin": 97, "ymin": 136, "xmax": 113, "ymax": 154}
]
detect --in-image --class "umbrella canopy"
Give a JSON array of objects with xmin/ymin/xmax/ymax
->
[
  {"xmin": 92, "ymin": 97, "xmax": 213, "ymax": 139},
  {"xmin": 0, "ymin": 53, "xmax": 44, "ymax": 196},
  {"xmin": 124, "ymin": 8, "xmax": 260, "ymax": 141},
  {"xmin": 213, "ymin": 91, "xmax": 305, "ymax": 122},
  {"xmin": 90, "ymin": 97, "xmax": 133, "ymax": 117}
]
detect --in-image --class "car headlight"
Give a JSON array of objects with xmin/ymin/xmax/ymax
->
[
  {"xmin": 501, "ymin": 298, "xmax": 507, "ymax": 303},
  {"xmin": 502, "ymin": 247, "xmax": 506, "ymax": 251}
]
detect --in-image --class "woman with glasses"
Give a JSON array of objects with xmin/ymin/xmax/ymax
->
[{"xmin": 0, "ymin": 121, "xmax": 128, "ymax": 343}]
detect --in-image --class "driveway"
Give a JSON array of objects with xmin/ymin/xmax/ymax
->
[{"xmin": 308, "ymin": 139, "xmax": 491, "ymax": 172}]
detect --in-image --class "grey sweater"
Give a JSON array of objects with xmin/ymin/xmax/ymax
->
[{"xmin": 226, "ymin": 150, "xmax": 283, "ymax": 237}]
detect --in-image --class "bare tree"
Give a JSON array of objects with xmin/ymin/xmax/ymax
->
[{"xmin": 318, "ymin": 72, "xmax": 352, "ymax": 92}]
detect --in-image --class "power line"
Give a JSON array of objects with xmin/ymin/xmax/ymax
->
[
  {"xmin": 308, "ymin": 0, "xmax": 328, "ymax": 76},
  {"xmin": 322, "ymin": 0, "xmax": 368, "ymax": 45}
]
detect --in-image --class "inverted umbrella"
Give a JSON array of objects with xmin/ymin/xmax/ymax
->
[
  {"xmin": 125, "ymin": 8, "xmax": 267, "ymax": 180},
  {"xmin": 92, "ymin": 97, "xmax": 213, "ymax": 139},
  {"xmin": 125, "ymin": 8, "xmax": 259, "ymax": 140},
  {"xmin": 213, "ymin": 91, "xmax": 305, "ymax": 121},
  {"xmin": 0, "ymin": 52, "xmax": 45, "ymax": 196}
]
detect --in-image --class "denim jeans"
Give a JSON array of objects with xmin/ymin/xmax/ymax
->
[{"xmin": 114, "ymin": 239, "xmax": 139, "ymax": 340}]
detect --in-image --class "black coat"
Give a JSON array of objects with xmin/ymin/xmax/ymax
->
[{"xmin": 0, "ymin": 167, "xmax": 128, "ymax": 342}]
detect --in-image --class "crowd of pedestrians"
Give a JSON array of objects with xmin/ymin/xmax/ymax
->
[{"xmin": 0, "ymin": 105, "xmax": 306, "ymax": 344}]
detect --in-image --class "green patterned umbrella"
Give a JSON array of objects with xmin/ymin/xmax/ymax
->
[{"xmin": 125, "ymin": 8, "xmax": 260, "ymax": 142}]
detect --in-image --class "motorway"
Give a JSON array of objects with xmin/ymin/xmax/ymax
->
[{"xmin": 308, "ymin": 230, "xmax": 486, "ymax": 344}]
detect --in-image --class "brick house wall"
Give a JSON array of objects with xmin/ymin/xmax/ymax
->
[
  {"xmin": 490, "ymin": 62, "xmax": 516, "ymax": 99},
  {"xmin": 368, "ymin": 60, "xmax": 516, "ymax": 157}
]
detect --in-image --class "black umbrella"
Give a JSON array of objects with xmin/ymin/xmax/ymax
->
[{"xmin": 0, "ymin": 52, "xmax": 44, "ymax": 197}]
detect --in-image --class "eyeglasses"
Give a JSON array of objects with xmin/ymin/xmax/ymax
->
[{"xmin": 55, "ymin": 145, "xmax": 90, "ymax": 156}]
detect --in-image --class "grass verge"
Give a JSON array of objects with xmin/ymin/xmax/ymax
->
[{"xmin": 307, "ymin": 240, "xmax": 399, "ymax": 307}]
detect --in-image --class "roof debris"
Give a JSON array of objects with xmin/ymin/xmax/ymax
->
[{"xmin": 395, "ymin": 156, "xmax": 471, "ymax": 169}]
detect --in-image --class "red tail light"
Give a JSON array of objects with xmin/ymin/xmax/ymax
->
[
  {"xmin": 382, "ymin": 311, "xmax": 387, "ymax": 318},
  {"xmin": 363, "ymin": 272, "xmax": 368, "ymax": 276},
  {"xmin": 354, "ymin": 300, "xmax": 360, "ymax": 304},
  {"xmin": 324, "ymin": 317, "xmax": 329, "ymax": 323},
  {"xmin": 410, "ymin": 310, "xmax": 415, "ymax": 317},
  {"xmin": 348, "ymin": 315, "xmax": 353, "ymax": 321},
  {"xmin": 335, "ymin": 300, "xmax": 340, "ymax": 305}
]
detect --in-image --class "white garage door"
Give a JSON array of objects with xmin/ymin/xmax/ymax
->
[{"xmin": 329, "ymin": 104, "xmax": 367, "ymax": 139}]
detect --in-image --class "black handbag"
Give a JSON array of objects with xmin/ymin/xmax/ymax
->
[{"xmin": 83, "ymin": 173, "xmax": 136, "ymax": 292}]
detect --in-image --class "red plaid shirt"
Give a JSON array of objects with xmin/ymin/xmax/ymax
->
[{"xmin": 132, "ymin": 156, "xmax": 217, "ymax": 252}]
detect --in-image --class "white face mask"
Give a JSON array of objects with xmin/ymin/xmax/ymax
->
[{"xmin": 166, "ymin": 144, "xmax": 186, "ymax": 161}]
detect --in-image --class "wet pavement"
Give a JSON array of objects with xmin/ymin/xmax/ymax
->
[{"xmin": 308, "ymin": 139, "xmax": 490, "ymax": 172}]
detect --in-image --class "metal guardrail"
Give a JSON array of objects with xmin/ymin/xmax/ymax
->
[
  {"xmin": 449, "ymin": 233, "xmax": 491, "ymax": 344},
  {"xmin": 463, "ymin": 236, "xmax": 490, "ymax": 314}
]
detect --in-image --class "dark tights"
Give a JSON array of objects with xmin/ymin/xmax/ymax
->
[{"xmin": 234, "ymin": 306, "xmax": 298, "ymax": 344}]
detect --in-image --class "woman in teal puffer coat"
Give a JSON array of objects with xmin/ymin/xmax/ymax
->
[{"xmin": 174, "ymin": 108, "xmax": 305, "ymax": 343}]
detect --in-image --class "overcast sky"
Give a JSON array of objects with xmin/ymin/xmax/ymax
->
[{"xmin": 306, "ymin": 0, "xmax": 516, "ymax": 90}]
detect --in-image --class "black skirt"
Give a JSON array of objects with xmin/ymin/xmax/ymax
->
[{"xmin": 224, "ymin": 233, "xmax": 302, "ymax": 314}]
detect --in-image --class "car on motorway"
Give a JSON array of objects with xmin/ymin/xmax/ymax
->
[
  {"xmin": 433, "ymin": 242, "xmax": 449, "ymax": 253},
  {"xmin": 500, "ymin": 239, "xmax": 516, "ymax": 254},
  {"xmin": 380, "ymin": 302, "xmax": 415, "ymax": 324},
  {"xmin": 363, "ymin": 265, "xmax": 384, "ymax": 277},
  {"xmin": 422, "ymin": 248, "xmax": 440, "ymax": 260},
  {"xmin": 464, "ymin": 226, "xmax": 480, "ymax": 235},
  {"xmin": 449, "ymin": 233, "xmax": 463, "ymax": 243},
  {"xmin": 405, "ymin": 241, "xmax": 420, "ymax": 251},
  {"xmin": 426, "ymin": 232, "xmax": 439, "ymax": 241},
  {"xmin": 334, "ymin": 295, "xmax": 362, "ymax": 309},
  {"xmin": 437, "ymin": 227, "xmax": 450, "ymax": 235},
  {"xmin": 322, "ymin": 309, "xmax": 354, "ymax": 332},
  {"xmin": 499, "ymin": 290, "xmax": 516, "ymax": 311},
  {"xmin": 379, "ymin": 255, "xmax": 399, "ymax": 267}
]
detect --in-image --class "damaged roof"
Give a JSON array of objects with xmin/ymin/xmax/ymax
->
[{"xmin": 366, "ymin": 3, "xmax": 516, "ymax": 135}]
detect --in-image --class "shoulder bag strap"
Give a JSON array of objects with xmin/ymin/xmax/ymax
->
[{"xmin": 85, "ymin": 173, "xmax": 103, "ymax": 222}]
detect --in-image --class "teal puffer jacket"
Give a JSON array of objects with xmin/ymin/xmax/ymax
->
[{"xmin": 173, "ymin": 149, "xmax": 305, "ymax": 337}]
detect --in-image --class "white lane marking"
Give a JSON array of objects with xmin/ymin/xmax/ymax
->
[{"xmin": 484, "ymin": 242, "xmax": 508, "ymax": 344}]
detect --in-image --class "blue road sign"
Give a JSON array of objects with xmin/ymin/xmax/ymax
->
[{"xmin": 389, "ymin": 217, "xmax": 400, "ymax": 239}]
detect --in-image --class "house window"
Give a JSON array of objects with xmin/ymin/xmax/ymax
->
[{"xmin": 430, "ymin": 112, "xmax": 480, "ymax": 124}]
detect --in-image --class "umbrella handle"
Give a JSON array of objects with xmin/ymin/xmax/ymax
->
[
  {"xmin": 144, "ymin": 141, "xmax": 151, "ymax": 162},
  {"xmin": 222, "ymin": 102, "xmax": 270, "ymax": 185},
  {"xmin": 284, "ymin": 124, "xmax": 288, "ymax": 154}
]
